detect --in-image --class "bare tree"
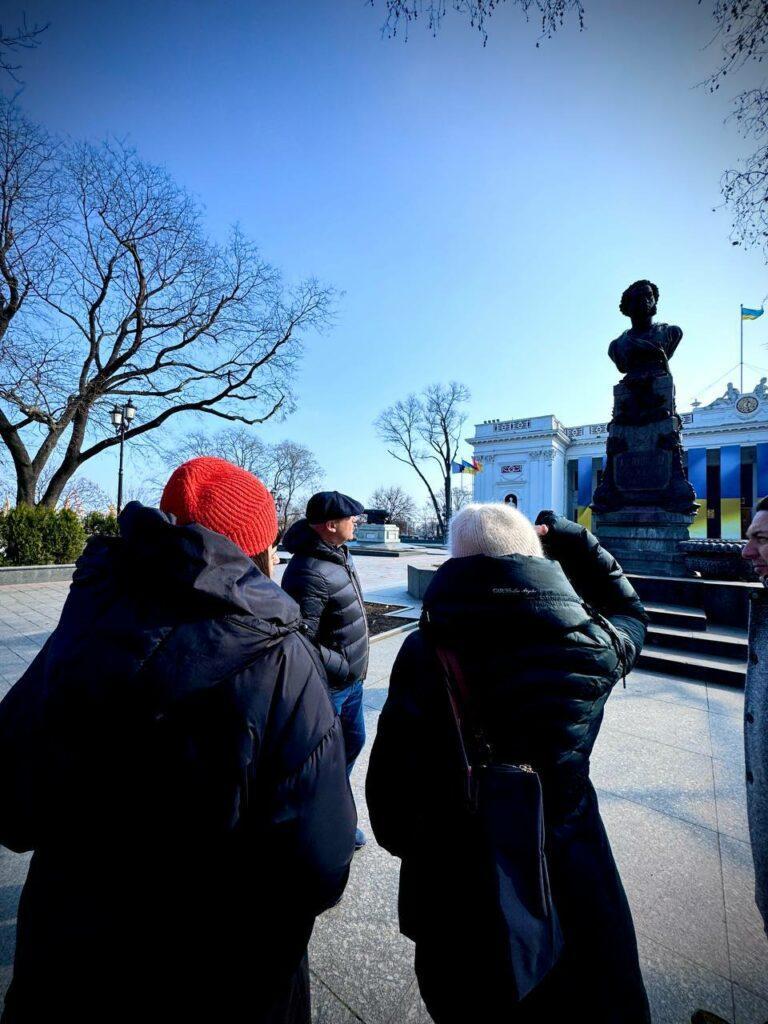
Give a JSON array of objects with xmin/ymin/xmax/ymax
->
[
  {"xmin": 369, "ymin": 484, "xmax": 417, "ymax": 532},
  {"xmin": 450, "ymin": 477, "xmax": 473, "ymax": 513},
  {"xmin": 0, "ymin": 100, "xmax": 333, "ymax": 508},
  {"xmin": 0, "ymin": 16, "xmax": 48, "ymax": 81},
  {"xmin": 704, "ymin": 1, "xmax": 768, "ymax": 259},
  {"xmin": 375, "ymin": 382, "xmax": 470, "ymax": 540},
  {"xmin": 168, "ymin": 427, "xmax": 268, "ymax": 475},
  {"xmin": 264, "ymin": 440, "xmax": 323, "ymax": 531},
  {"xmin": 372, "ymin": 0, "xmax": 583, "ymax": 41},
  {"xmin": 160, "ymin": 427, "xmax": 322, "ymax": 532}
]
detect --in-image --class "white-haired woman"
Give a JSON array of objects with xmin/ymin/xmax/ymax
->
[{"xmin": 366, "ymin": 504, "xmax": 650, "ymax": 1023}]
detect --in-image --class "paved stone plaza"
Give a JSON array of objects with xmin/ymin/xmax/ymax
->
[{"xmin": 0, "ymin": 554, "xmax": 767, "ymax": 1023}]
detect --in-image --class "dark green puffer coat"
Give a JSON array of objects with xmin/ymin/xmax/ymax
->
[{"xmin": 366, "ymin": 516, "xmax": 651, "ymax": 1024}]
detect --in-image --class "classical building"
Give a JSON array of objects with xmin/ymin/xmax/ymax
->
[{"xmin": 467, "ymin": 380, "xmax": 768, "ymax": 539}]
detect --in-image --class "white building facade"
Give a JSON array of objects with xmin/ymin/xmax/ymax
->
[{"xmin": 467, "ymin": 381, "xmax": 768, "ymax": 540}]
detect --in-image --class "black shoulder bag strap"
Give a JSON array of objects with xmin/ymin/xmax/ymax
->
[{"xmin": 434, "ymin": 646, "xmax": 493, "ymax": 810}]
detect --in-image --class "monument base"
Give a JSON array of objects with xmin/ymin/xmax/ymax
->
[{"xmin": 594, "ymin": 507, "xmax": 695, "ymax": 578}]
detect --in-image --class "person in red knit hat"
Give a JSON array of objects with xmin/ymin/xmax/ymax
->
[
  {"xmin": 160, "ymin": 455, "xmax": 281, "ymax": 575},
  {"xmin": 0, "ymin": 457, "xmax": 356, "ymax": 1024}
]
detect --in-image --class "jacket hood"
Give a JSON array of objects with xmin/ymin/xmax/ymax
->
[
  {"xmin": 282, "ymin": 518, "xmax": 346, "ymax": 564},
  {"xmin": 422, "ymin": 553, "xmax": 592, "ymax": 643},
  {"xmin": 73, "ymin": 502, "xmax": 300, "ymax": 628}
]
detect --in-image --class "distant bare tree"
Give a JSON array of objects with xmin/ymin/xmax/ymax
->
[
  {"xmin": 161, "ymin": 427, "xmax": 322, "ymax": 532},
  {"xmin": 0, "ymin": 16, "xmax": 48, "ymax": 80},
  {"xmin": 372, "ymin": 0, "xmax": 583, "ymax": 41},
  {"xmin": 264, "ymin": 440, "xmax": 323, "ymax": 531},
  {"xmin": 169, "ymin": 427, "xmax": 268, "ymax": 476},
  {"xmin": 0, "ymin": 98, "xmax": 333, "ymax": 508},
  {"xmin": 375, "ymin": 381, "xmax": 470, "ymax": 540},
  {"xmin": 450, "ymin": 478, "xmax": 473, "ymax": 513},
  {"xmin": 370, "ymin": 484, "xmax": 417, "ymax": 532}
]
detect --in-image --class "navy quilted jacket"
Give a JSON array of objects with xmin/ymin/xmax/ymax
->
[
  {"xmin": 0, "ymin": 503, "xmax": 355, "ymax": 1023},
  {"xmin": 281, "ymin": 520, "xmax": 368, "ymax": 688}
]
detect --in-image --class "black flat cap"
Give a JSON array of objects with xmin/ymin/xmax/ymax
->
[{"xmin": 306, "ymin": 491, "xmax": 365, "ymax": 524}]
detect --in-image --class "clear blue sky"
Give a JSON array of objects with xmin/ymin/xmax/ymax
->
[{"xmin": 4, "ymin": 0, "xmax": 767, "ymax": 508}]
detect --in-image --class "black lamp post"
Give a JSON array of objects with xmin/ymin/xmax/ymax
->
[{"xmin": 110, "ymin": 398, "xmax": 137, "ymax": 515}]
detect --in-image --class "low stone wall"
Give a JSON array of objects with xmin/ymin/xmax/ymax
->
[{"xmin": 0, "ymin": 564, "xmax": 76, "ymax": 586}]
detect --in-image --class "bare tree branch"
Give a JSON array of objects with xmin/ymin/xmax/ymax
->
[
  {"xmin": 374, "ymin": 382, "xmax": 470, "ymax": 539},
  {"xmin": 372, "ymin": 0, "xmax": 583, "ymax": 42},
  {"xmin": 0, "ymin": 99, "xmax": 334, "ymax": 507}
]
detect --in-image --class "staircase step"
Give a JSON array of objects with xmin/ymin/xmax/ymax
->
[
  {"xmin": 638, "ymin": 644, "xmax": 746, "ymax": 688},
  {"xmin": 647, "ymin": 624, "xmax": 748, "ymax": 660},
  {"xmin": 644, "ymin": 602, "xmax": 708, "ymax": 632}
]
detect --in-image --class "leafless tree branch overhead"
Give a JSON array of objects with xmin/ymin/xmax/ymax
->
[
  {"xmin": 0, "ymin": 16, "xmax": 48, "ymax": 81},
  {"xmin": 372, "ymin": 0, "xmax": 583, "ymax": 42},
  {"xmin": 0, "ymin": 97, "xmax": 333, "ymax": 507}
]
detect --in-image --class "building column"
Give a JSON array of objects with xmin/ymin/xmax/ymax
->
[
  {"xmin": 576, "ymin": 455, "xmax": 593, "ymax": 531},
  {"xmin": 720, "ymin": 444, "xmax": 741, "ymax": 539},
  {"xmin": 688, "ymin": 447, "xmax": 707, "ymax": 538}
]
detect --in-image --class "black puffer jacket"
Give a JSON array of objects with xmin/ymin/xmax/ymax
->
[
  {"xmin": 0, "ymin": 504, "xmax": 356, "ymax": 1024},
  {"xmin": 281, "ymin": 519, "xmax": 368, "ymax": 688},
  {"xmin": 366, "ymin": 517, "xmax": 650, "ymax": 1024}
]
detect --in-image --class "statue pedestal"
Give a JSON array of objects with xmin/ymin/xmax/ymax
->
[
  {"xmin": 594, "ymin": 508, "xmax": 695, "ymax": 578},
  {"xmin": 592, "ymin": 371, "xmax": 697, "ymax": 577},
  {"xmin": 354, "ymin": 523, "xmax": 401, "ymax": 545}
]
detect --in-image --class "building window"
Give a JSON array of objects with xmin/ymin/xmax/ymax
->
[{"xmin": 504, "ymin": 493, "xmax": 518, "ymax": 507}]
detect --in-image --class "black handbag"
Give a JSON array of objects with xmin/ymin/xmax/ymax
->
[{"xmin": 434, "ymin": 644, "xmax": 564, "ymax": 1002}]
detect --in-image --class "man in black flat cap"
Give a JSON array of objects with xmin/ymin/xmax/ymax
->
[{"xmin": 281, "ymin": 492, "xmax": 370, "ymax": 849}]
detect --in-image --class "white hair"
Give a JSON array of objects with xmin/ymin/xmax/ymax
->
[{"xmin": 449, "ymin": 502, "xmax": 543, "ymax": 559}]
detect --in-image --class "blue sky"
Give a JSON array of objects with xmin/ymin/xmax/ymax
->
[{"xmin": 3, "ymin": 0, "xmax": 767, "ymax": 508}]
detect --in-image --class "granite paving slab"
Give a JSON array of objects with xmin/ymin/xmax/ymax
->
[
  {"xmin": 636, "ymin": 929, "xmax": 734, "ymax": 1024},
  {"xmin": 733, "ymin": 983, "xmax": 768, "ymax": 1024},
  {"xmin": 720, "ymin": 835, "xmax": 768, "ymax": 1000},
  {"xmin": 592, "ymin": 728, "xmax": 719, "ymax": 831},
  {"xmin": 599, "ymin": 792, "xmax": 730, "ymax": 977},
  {"xmin": 713, "ymin": 756, "xmax": 751, "ymax": 844},
  {"xmin": 602, "ymin": 691, "xmax": 713, "ymax": 755}
]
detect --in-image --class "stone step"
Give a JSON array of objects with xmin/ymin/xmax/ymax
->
[
  {"xmin": 638, "ymin": 643, "xmax": 746, "ymax": 688},
  {"xmin": 644, "ymin": 602, "xmax": 708, "ymax": 632},
  {"xmin": 647, "ymin": 623, "xmax": 747, "ymax": 660}
]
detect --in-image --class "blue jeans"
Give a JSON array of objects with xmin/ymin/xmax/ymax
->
[{"xmin": 329, "ymin": 679, "xmax": 366, "ymax": 776}]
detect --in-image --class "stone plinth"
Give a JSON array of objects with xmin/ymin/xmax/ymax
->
[
  {"xmin": 592, "ymin": 373, "xmax": 697, "ymax": 516},
  {"xmin": 594, "ymin": 507, "xmax": 695, "ymax": 578},
  {"xmin": 355, "ymin": 523, "xmax": 401, "ymax": 545}
]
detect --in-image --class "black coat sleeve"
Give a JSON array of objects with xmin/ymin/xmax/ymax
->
[
  {"xmin": 366, "ymin": 634, "xmax": 461, "ymax": 860},
  {"xmin": 281, "ymin": 563, "xmax": 351, "ymax": 686},
  {"xmin": 535, "ymin": 511, "xmax": 648, "ymax": 673},
  {"xmin": 255, "ymin": 647, "xmax": 356, "ymax": 918}
]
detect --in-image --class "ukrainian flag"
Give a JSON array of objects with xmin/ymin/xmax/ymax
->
[{"xmin": 742, "ymin": 306, "xmax": 764, "ymax": 320}]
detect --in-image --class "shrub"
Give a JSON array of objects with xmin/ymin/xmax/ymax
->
[
  {"xmin": 2, "ymin": 505, "xmax": 86, "ymax": 566},
  {"xmin": 82, "ymin": 511, "xmax": 120, "ymax": 537},
  {"xmin": 43, "ymin": 508, "xmax": 86, "ymax": 564}
]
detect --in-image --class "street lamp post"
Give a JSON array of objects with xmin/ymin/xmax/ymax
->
[{"xmin": 110, "ymin": 398, "xmax": 137, "ymax": 515}]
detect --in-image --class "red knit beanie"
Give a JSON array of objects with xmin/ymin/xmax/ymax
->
[{"xmin": 160, "ymin": 456, "xmax": 278, "ymax": 557}]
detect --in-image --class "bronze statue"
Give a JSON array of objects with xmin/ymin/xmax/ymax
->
[
  {"xmin": 608, "ymin": 280, "xmax": 682, "ymax": 377},
  {"xmin": 591, "ymin": 278, "xmax": 697, "ymax": 519}
]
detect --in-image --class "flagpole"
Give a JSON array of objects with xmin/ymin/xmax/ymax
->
[{"xmin": 741, "ymin": 304, "xmax": 744, "ymax": 394}]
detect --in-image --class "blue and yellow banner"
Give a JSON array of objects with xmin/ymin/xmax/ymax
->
[
  {"xmin": 720, "ymin": 445, "xmax": 741, "ymax": 539},
  {"xmin": 576, "ymin": 456, "xmax": 593, "ymax": 531},
  {"xmin": 742, "ymin": 306, "xmax": 764, "ymax": 320},
  {"xmin": 688, "ymin": 448, "xmax": 708, "ymax": 538}
]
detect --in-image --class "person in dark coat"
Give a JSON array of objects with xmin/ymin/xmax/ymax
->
[
  {"xmin": 366, "ymin": 503, "xmax": 651, "ymax": 1024},
  {"xmin": 0, "ymin": 457, "xmax": 356, "ymax": 1024},
  {"xmin": 281, "ymin": 491, "xmax": 369, "ymax": 848}
]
